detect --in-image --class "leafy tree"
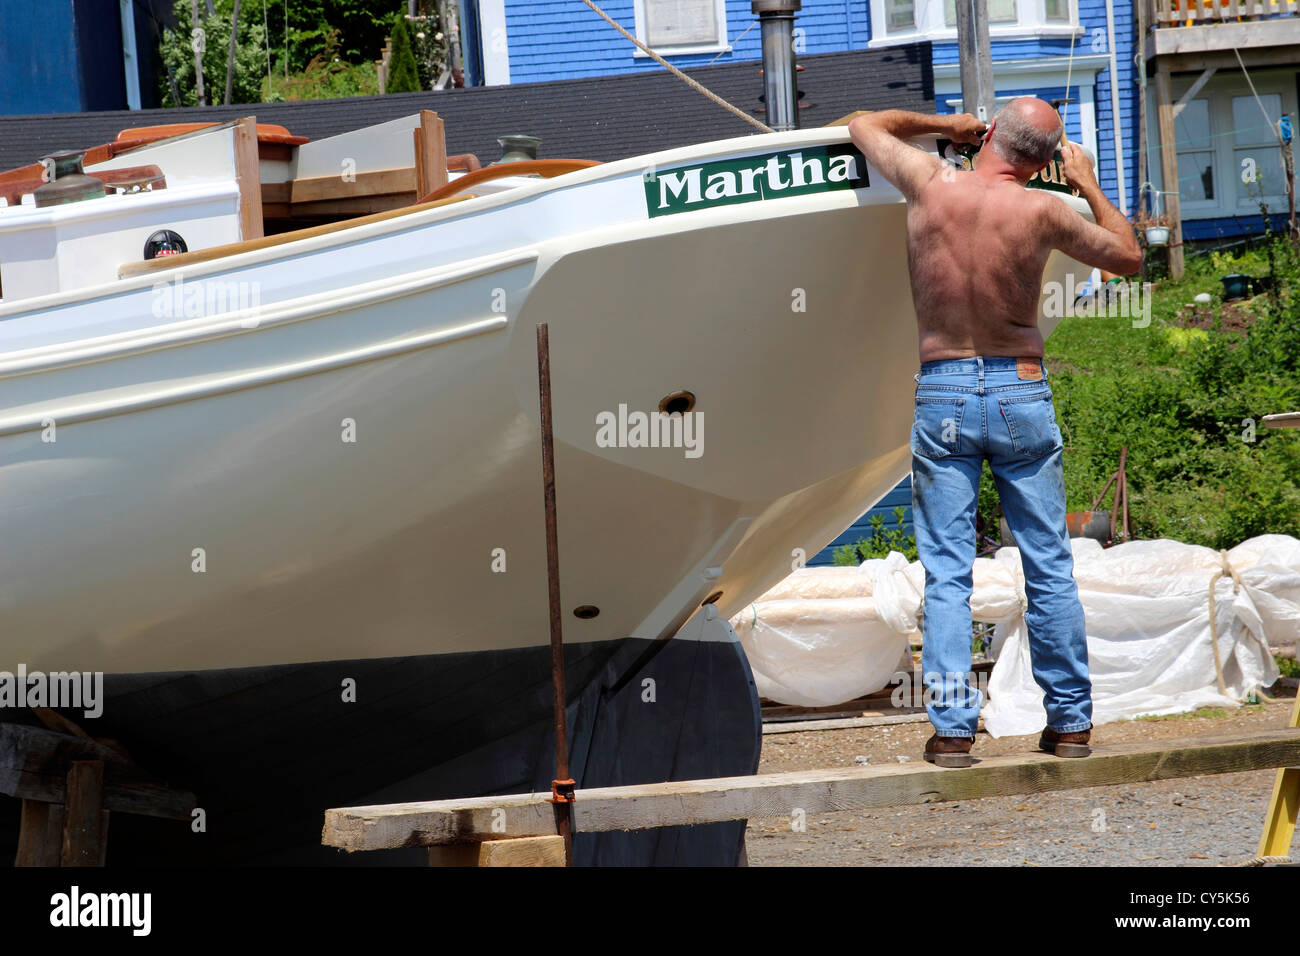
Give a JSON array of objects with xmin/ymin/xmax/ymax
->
[
  {"xmin": 158, "ymin": 0, "xmax": 268, "ymax": 106},
  {"xmin": 385, "ymin": 11, "xmax": 421, "ymax": 93}
]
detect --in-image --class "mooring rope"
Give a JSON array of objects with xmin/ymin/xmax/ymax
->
[
  {"xmin": 1207, "ymin": 549, "xmax": 1277, "ymax": 704},
  {"xmin": 575, "ymin": 0, "xmax": 774, "ymax": 133}
]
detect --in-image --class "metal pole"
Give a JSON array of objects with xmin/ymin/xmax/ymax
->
[
  {"xmin": 536, "ymin": 323, "xmax": 574, "ymax": 866},
  {"xmin": 954, "ymin": 0, "xmax": 994, "ymax": 124},
  {"xmin": 753, "ymin": 0, "xmax": 801, "ymax": 132}
]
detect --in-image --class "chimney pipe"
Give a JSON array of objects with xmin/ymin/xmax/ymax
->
[{"xmin": 752, "ymin": 0, "xmax": 800, "ymax": 132}]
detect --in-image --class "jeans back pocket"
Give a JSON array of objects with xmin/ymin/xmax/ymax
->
[
  {"xmin": 998, "ymin": 391, "xmax": 1061, "ymax": 460},
  {"xmin": 911, "ymin": 396, "xmax": 965, "ymax": 459}
]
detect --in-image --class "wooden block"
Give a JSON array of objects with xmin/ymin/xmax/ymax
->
[
  {"xmin": 15, "ymin": 800, "xmax": 64, "ymax": 866},
  {"xmin": 61, "ymin": 761, "xmax": 108, "ymax": 867},
  {"xmin": 479, "ymin": 836, "xmax": 565, "ymax": 867},
  {"xmin": 427, "ymin": 836, "xmax": 566, "ymax": 867},
  {"xmin": 324, "ymin": 727, "xmax": 1300, "ymax": 852}
]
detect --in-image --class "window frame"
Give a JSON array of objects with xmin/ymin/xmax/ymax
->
[
  {"xmin": 872, "ymin": 0, "xmax": 1081, "ymax": 44},
  {"xmin": 632, "ymin": 0, "xmax": 731, "ymax": 57},
  {"xmin": 1161, "ymin": 70, "xmax": 1298, "ymax": 221}
]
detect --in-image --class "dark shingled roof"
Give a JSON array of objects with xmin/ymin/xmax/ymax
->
[{"xmin": 0, "ymin": 45, "xmax": 932, "ymax": 172}]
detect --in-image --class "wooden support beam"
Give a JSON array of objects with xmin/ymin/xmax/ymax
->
[
  {"xmin": 427, "ymin": 835, "xmax": 566, "ymax": 867},
  {"xmin": 234, "ymin": 116, "xmax": 265, "ymax": 242},
  {"xmin": 0, "ymin": 723, "xmax": 195, "ymax": 821},
  {"xmin": 15, "ymin": 800, "xmax": 64, "ymax": 867},
  {"xmin": 60, "ymin": 760, "xmax": 108, "ymax": 867},
  {"xmin": 1154, "ymin": 65, "xmax": 1185, "ymax": 278},
  {"xmin": 324, "ymin": 727, "xmax": 1300, "ymax": 852},
  {"xmin": 288, "ymin": 167, "xmax": 417, "ymax": 205},
  {"xmin": 1172, "ymin": 67, "xmax": 1216, "ymax": 118}
]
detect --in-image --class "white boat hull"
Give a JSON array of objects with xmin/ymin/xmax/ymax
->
[{"xmin": 0, "ymin": 128, "xmax": 1090, "ymax": 676}]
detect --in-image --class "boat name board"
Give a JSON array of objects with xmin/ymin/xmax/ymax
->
[{"xmin": 644, "ymin": 144, "xmax": 869, "ymax": 218}]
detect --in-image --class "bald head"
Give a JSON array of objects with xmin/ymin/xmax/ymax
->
[{"xmin": 988, "ymin": 97, "xmax": 1063, "ymax": 172}]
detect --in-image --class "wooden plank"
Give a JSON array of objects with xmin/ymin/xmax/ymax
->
[
  {"xmin": 234, "ymin": 116, "xmax": 264, "ymax": 242},
  {"xmin": 0, "ymin": 723, "xmax": 195, "ymax": 820},
  {"xmin": 324, "ymin": 727, "xmax": 1300, "ymax": 852},
  {"xmin": 60, "ymin": 761, "xmax": 107, "ymax": 867},
  {"xmin": 1154, "ymin": 66, "xmax": 1186, "ymax": 279},
  {"xmin": 288, "ymin": 167, "xmax": 416, "ymax": 204},
  {"xmin": 286, "ymin": 195, "xmax": 416, "ymax": 218},
  {"xmin": 15, "ymin": 800, "xmax": 64, "ymax": 866}
]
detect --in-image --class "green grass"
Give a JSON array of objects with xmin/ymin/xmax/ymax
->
[
  {"xmin": 1135, "ymin": 703, "xmax": 1267, "ymax": 722},
  {"xmin": 1035, "ymin": 236, "xmax": 1300, "ymax": 549}
]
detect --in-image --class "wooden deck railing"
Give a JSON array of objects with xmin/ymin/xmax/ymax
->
[{"xmin": 1151, "ymin": 0, "xmax": 1300, "ymax": 27}]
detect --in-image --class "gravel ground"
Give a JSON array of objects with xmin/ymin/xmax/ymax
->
[{"xmin": 745, "ymin": 694, "xmax": 1298, "ymax": 866}]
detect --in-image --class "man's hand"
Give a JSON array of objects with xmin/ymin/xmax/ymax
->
[
  {"xmin": 947, "ymin": 113, "xmax": 988, "ymax": 146},
  {"xmin": 1060, "ymin": 142, "xmax": 1099, "ymax": 194}
]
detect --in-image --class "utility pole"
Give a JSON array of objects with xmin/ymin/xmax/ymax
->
[{"xmin": 954, "ymin": 0, "xmax": 994, "ymax": 124}]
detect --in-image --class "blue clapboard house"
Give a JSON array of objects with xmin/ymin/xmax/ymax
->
[{"xmin": 462, "ymin": 0, "xmax": 1299, "ymax": 247}]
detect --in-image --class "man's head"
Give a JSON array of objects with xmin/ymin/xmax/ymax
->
[{"xmin": 984, "ymin": 97, "xmax": 1063, "ymax": 177}]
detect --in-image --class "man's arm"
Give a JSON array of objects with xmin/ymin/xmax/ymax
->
[
  {"xmin": 1048, "ymin": 143, "xmax": 1143, "ymax": 275},
  {"xmin": 847, "ymin": 110, "xmax": 986, "ymax": 200}
]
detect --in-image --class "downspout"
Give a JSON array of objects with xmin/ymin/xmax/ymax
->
[{"xmin": 1105, "ymin": 0, "xmax": 1128, "ymax": 213}]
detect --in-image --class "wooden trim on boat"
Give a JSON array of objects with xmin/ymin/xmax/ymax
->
[
  {"xmin": 117, "ymin": 193, "xmax": 476, "ymax": 278},
  {"xmin": 416, "ymin": 159, "xmax": 602, "ymax": 204},
  {"xmin": 288, "ymin": 167, "xmax": 416, "ymax": 205},
  {"xmin": 234, "ymin": 117, "xmax": 264, "ymax": 241},
  {"xmin": 414, "ymin": 110, "xmax": 449, "ymax": 198}
]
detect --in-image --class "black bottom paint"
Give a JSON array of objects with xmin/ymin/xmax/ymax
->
[{"xmin": 0, "ymin": 635, "xmax": 761, "ymax": 865}]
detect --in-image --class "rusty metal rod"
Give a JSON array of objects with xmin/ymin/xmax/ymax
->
[{"xmin": 536, "ymin": 322, "xmax": 574, "ymax": 866}]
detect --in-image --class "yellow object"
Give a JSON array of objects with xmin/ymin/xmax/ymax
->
[{"xmin": 1256, "ymin": 690, "xmax": 1300, "ymax": 859}]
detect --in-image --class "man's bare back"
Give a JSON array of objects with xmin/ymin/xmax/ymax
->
[
  {"xmin": 908, "ymin": 175, "xmax": 1059, "ymax": 361},
  {"xmin": 847, "ymin": 102, "xmax": 1142, "ymax": 363}
]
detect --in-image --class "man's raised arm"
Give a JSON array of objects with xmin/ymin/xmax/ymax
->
[
  {"xmin": 847, "ymin": 110, "xmax": 986, "ymax": 200},
  {"xmin": 1049, "ymin": 142, "xmax": 1143, "ymax": 275}
]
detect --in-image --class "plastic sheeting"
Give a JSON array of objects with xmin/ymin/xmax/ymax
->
[{"xmin": 731, "ymin": 535, "xmax": 1298, "ymax": 733}]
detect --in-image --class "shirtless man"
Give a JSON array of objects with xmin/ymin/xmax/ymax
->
[{"xmin": 849, "ymin": 98, "xmax": 1141, "ymax": 767}]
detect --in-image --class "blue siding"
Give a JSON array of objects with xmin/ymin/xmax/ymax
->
[
  {"xmin": 507, "ymin": 0, "xmax": 872, "ymax": 82},
  {"xmin": 809, "ymin": 475, "xmax": 913, "ymax": 566}
]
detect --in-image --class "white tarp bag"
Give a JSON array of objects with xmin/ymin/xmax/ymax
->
[{"xmin": 732, "ymin": 535, "xmax": 1296, "ymax": 731}]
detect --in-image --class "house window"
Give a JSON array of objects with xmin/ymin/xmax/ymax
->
[
  {"xmin": 943, "ymin": 0, "xmax": 1019, "ymax": 27},
  {"xmin": 1232, "ymin": 93, "xmax": 1287, "ymax": 207},
  {"xmin": 1162, "ymin": 72, "xmax": 1297, "ymax": 221},
  {"xmin": 1175, "ymin": 99, "xmax": 1215, "ymax": 205},
  {"xmin": 873, "ymin": 0, "xmax": 1077, "ymax": 43},
  {"xmin": 1044, "ymin": 0, "xmax": 1070, "ymax": 20},
  {"xmin": 634, "ymin": 0, "xmax": 729, "ymax": 54}
]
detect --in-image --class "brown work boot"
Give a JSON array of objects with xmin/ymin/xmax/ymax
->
[
  {"xmin": 923, "ymin": 734, "xmax": 974, "ymax": 768},
  {"xmin": 1038, "ymin": 727, "xmax": 1091, "ymax": 758}
]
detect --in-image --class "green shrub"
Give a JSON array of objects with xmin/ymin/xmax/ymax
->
[{"xmin": 832, "ymin": 507, "xmax": 917, "ymax": 564}]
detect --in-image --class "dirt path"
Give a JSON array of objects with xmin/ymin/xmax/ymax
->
[{"xmin": 745, "ymin": 696, "xmax": 1297, "ymax": 866}]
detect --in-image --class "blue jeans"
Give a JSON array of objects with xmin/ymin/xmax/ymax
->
[{"xmin": 910, "ymin": 356, "xmax": 1092, "ymax": 739}]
